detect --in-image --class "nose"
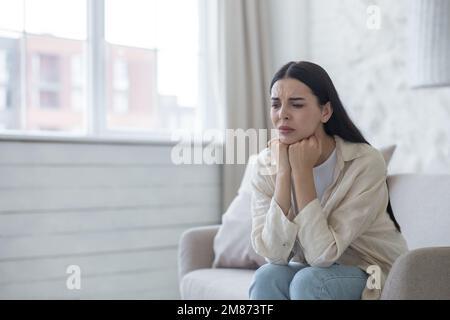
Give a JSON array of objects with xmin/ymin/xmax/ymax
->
[{"xmin": 279, "ymin": 104, "xmax": 290, "ymax": 120}]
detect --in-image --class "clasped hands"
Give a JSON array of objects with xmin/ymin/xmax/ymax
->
[{"xmin": 268, "ymin": 134, "xmax": 323, "ymax": 175}]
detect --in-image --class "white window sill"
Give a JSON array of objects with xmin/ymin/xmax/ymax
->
[{"xmin": 0, "ymin": 131, "xmax": 220, "ymax": 146}]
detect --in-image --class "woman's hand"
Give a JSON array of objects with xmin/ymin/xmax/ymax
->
[
  {"xmin": 268, "ymin": 138, "xmax": 291, "ymax": 174},
  {"xmin": 288, "ymin": 134, "xmax": 322, "ymax": 173}
]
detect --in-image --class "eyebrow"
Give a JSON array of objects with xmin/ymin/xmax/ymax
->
[{"xmin": 271, "ymin": 97, "xmax": 306, "ymax": 101}]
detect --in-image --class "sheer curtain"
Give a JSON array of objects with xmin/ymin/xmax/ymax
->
[{"xmin": 201, "ymin": 0, "xmax": 274, "ymax": 212}]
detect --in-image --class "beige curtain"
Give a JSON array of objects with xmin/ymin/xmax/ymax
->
[{"xmin": 215, "ymin": 0, "xmax": 274, "ymax": 212}]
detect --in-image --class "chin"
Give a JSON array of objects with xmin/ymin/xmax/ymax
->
[
  {"xmin": 279, "ymin": 136, "xmax": 298, "ymax": 145},
  {"xmin": 280, "ymin": 131, "xmax": 312, "ymax": 144}
]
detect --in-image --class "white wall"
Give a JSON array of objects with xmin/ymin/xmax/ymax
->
[
  {"xmin": 268, "ymin": 0, "xmax": 310, "ymax": 72},
  {"xmin": 268, "ymin": 0, "xmax": 450, "ymax": 174}
]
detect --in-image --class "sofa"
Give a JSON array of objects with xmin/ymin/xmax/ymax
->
[{"xmin": 178, "ymin": 156, "xmax": 450, "ymax": 299}]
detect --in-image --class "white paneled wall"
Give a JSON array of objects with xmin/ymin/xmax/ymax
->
[{"xmin": 0, "ymin": 137, "xmax": 221, "ymax": 299}]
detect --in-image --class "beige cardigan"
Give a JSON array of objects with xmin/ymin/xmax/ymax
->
[{"xmin": 250, "ymin": 135, "xmax": 409, "ymax": 300}]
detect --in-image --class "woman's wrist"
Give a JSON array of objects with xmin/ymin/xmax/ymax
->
[
  {"xmin": 274, "ymin": 168, "xmax": 292, "ymax": 217},
  {"xmin": 291, "ymin": 164, "xmax": 312, "ymax": 177},
  {"xmin": 276, "ymin": 165, "xmax": 291, "ymax": 176},
  {"xmin": 292, "ymin": 166, "xmax": 317, "ymax": 212}
]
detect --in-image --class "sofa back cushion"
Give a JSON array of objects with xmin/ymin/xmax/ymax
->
[
  {"xmin": 387, "ymin": 174, "xmax": 450, "ymax": 249},
  {"xmin": 212, "ymin": 154, "xmax": 266, "ymax": 268}
]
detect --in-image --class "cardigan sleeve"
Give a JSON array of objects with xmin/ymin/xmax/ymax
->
[
  {"xmin": 292, "ymin": 150, "xmax": 389, "ymax": 267},
  {"xmin": 250, "ymin": 152, "xmax": 299, "ymax": 265}
]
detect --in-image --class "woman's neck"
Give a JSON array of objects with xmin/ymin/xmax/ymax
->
[{"xmin": 315, "ymin": 134, "xmax": 336, "ymax": 167}]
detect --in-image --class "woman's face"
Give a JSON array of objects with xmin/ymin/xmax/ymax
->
[{"xmin": 270, "ymin": 78, "xmax": 330, "ymax": 145}]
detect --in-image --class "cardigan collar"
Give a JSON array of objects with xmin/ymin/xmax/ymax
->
[{"xmin": 334, "ymin": 134, "xmax": 368, "ymax": 162}]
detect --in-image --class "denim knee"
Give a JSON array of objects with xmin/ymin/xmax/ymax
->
[
  {"xmin": 289, "ymin": 265, "xmax": 367, "ymax": 300},
  {"xmin": 249, "ymin": 263, "xmax": 296, "ymax": 300},
  {"xmin": 289, "ymin": 267, "xmax": 326, "ymax": 300}
]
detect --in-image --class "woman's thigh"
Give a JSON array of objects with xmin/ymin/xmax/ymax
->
[{"xmin": 289, "ymin": 263, "xmax": 368, "ymax": 300}]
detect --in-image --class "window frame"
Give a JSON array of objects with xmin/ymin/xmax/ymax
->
[{"xmin": 0, "ymin": 0, "xmax": 210, "ymax": 143}]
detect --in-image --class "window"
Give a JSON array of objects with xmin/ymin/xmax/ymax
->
[
  {"xmin": 0, "ymin": 0, "xmax": 87, "ymax": 133},
  {"xmin": 104, "ymin": 0, "xmax": 200, "ymax": 133},
  {"xmin": 0, "ymin": 50, "xmax": 11, "ymax": 111},
  {"xmin": 111, "ymin": 57, "xmax": 129, "ymax": 115},
  {"xmin": 0, "ymin": 0, "xmax": 204, "ymax": 138},
  {"xmin": 71, "ymin": 54, "xmax": 84, "ymax": 112},
  {"xmin": 0, "ymin": 33, "xmax": 21, "ymax": 129},
  {"xmin": 32, "ymin": 54, "xmax": 61, "ymax": 109}
]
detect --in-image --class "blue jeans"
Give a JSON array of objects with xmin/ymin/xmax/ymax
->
[{"xmin": 248, "ymin": 262, "xmax": 368, "ymax": 300}]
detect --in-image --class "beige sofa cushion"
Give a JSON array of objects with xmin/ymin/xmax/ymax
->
[
  {"xmin": 180, "ymin": 269, "xmax": 254, "ymax": 300},
  {"xmin": 212, "ymin": 144, "xmax": 397, "ymax": 269},
  {"xmin": 387, "ymin": 174, "xmax": 450, "ymax": 249}
]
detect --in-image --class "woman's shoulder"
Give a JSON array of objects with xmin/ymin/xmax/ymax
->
[{"xmin": 348, "ymin": 142, "xmax": 387, "ymax": 176}]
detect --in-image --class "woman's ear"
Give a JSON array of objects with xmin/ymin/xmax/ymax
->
[{"xmin": 321, "ymin": 102, "xmax": 333, "ymax": 123}]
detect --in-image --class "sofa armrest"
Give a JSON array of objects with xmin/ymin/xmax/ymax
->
[
  {"xmin": 381, "ymin": 247, "xmax": 450, "ymax": 299},
  {"xmin": 178, "ymin": 224, "xmax": 221, "ymax": 280}
]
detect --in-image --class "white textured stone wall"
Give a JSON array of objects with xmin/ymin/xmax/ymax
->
[{"xmin": 307, "ymin": 0, "xmax": 450, "ymax": 174}]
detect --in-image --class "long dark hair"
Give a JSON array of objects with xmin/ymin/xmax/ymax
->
[{"xmin": 270, "ymin": 61, "xmax": 401, "ymax": 232}]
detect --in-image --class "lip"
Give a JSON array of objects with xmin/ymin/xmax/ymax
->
[
  {"xmin": 278, "ymin": 126, "xmax": 295, "ymax": 134},
  {"xmin": 278, "ymin": 126, "xmax": 295, "ymax": 135},
  {"xmin": 279, "ymin": 126, "xmax": 294, "ymax": 130}
]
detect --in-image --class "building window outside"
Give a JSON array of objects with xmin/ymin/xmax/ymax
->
[
  {"xmin": 0, "ymin": 50, "xmax": 10, "ymax": 111},
  {"xmin": 71, "ymin": 54, "xmax": 84, "ymax": 112},
  {"xmin": 32, "ymin": 53, "xmax": 61, "ymax": 109},
  {"xmin": 112, "ymin": 57, "xmax": 129, "ymax": 114}
]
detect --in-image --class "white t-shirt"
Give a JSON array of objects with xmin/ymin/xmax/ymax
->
[
  {"xmin": 313, "ymin": 146, "xmax": 337, "ymax": 202},
  {"xmin": 290, "ymin": 146, "xmax": 337, "ymax": 214}
]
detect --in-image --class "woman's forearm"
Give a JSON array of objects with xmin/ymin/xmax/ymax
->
[
  {"xmin": 292, "ymin": 167, "xmax": 317, "ymax": 212},
  {"xmin": 274, "ymin": 169, "xmax": 292, "ymax": 218}
]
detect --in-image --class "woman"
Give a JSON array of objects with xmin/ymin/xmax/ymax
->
[{"xmin": 249, "ymin": 61, "xmax": 408, "ymax": 300}]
